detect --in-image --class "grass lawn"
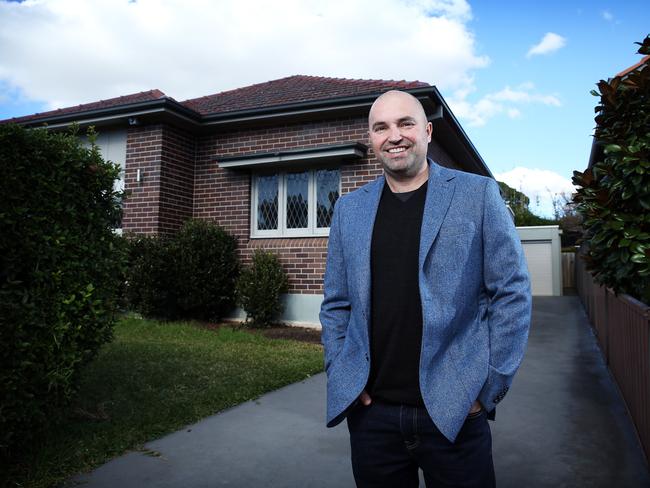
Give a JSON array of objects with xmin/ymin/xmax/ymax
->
[{"xmin": 5, "ymin": 316, "xmax": 324, "ymax": 488}]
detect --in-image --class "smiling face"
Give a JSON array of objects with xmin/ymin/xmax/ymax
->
[{"xmin": 368, "ymin": 91, "xmax": 432, "ymax": 181}]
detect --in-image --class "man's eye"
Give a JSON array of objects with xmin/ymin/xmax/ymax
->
[{"xmin": 401, "ymin": 121, "xmax": 415, "ymax": 128}]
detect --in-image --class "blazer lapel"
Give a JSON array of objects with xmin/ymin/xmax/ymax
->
[
  {"xmin": 419, "ymin": 162, "xmax": 456, "ymax": 271},
  {"xmin": 355, "ymin": 176, "xmax": 384, "ymax": 321},
  {"xmin": 351, "ymin": 163, "xmax": 455, "ymax": 320}
]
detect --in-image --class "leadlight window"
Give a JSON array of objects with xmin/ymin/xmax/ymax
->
[{"xmin": 252, "ymin": 168, "xmax": 340, "ymax": 237}]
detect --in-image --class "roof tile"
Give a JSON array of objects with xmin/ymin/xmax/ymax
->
[
  {"xmin": 4, "ymin": 89, "xmax": 168, "ymax": 124},
  {"xmin": 616, "ymin": 55, "xmax": 650, "ymax": 78},
  {"xmin": 3, "ymin": 76, "xmax": 431, "ymax": 124},
  {"xmin": 181, "ymin": 75, "xmax": 430, "ymax": 115}
]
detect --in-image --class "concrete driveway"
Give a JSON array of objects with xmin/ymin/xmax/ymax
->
[{"xmin": 68, "ymin": 297, "xmax": 649, "ymax": 487}]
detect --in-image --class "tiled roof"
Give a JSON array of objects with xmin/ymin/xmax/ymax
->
[
  {"xmin": 616, "ymin": 55, "xmax": 650, "ymax": 78},
  {"xmin": 181, "ymin": 75, "xmax": 430, "ymax": 115},
  {"xmin": 4, "ymin": 89, "xmax": 168, "ymax": 124},
  {"xmin": 4, "ymin": 76, "xmax": 431, "ymax": 124}
]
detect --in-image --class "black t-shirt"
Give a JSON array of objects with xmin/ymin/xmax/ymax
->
[{"xmin": 367, "ymin": 180, "xmax": 428, "ymax": 406}]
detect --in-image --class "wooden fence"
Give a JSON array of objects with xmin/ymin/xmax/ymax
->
[
  {"xmin": 576, "ymin": 252, "xmax": 650, "ymax": 463},
  {"xmin": 562, "ymin": 251, "xmax": 576, "ymax": 289}
]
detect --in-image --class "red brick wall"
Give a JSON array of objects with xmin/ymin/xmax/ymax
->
[
  {"xmin": 122, "ymin": 125, "xmax": 163, "ymax": 235},
  {"xmin": 122, "ymin": 124, "xmax": 194, "ymax": 235},
  {"xmin": 123, "ymin": 116, "xmax": 462, "ymax": 295},
  {"xmin": 158, "ymin": 125, "xmax": 195, "ymax": 234},
  {"xmin": 192, "ymin": 116, "xmax": 376, "ymax": 295}
]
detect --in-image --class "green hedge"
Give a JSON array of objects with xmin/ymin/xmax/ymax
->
[
  {"xmin": 0, "ymin": 125, "xmax": 126, "ymax": 454},
  {"xmin": 124, "ymin": 235, "xmax": 176, "ymax": 319},
  {"xmin": 573, "ymin": 35, "xmax": 650, "ymax": 303},
  {"xmin": 236, "ymin": 249, "xmax": 288, "ymax": 327},
  {"xmin": 125, "ymin": 219, "xmax": 239, "ymax": 320}
]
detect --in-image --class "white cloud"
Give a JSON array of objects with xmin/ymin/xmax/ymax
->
[
  {"xmin": 495, "ymin": 167, "xmax": 575, "ymax": 218},
  {"xmin": 449, "ymin": 82, "xmax": 561, "ymax": 127},
  {"xmin": 526, "ymin": 32, "xmax": 566, "ymax": 58},
  {"xmin": 0, "ymin": 0, "xmax": 488, "ymax": 111},
  {"xmin": 602, "ymin": 10, "xmax": 613, "ymax": 22},
  {"xmin": 490, "ymin": 86, "xmax": 561, "ymax": 106},
  {"xmin": 405, "ymin": 0, "xmax": 472, "ymax": 22}
]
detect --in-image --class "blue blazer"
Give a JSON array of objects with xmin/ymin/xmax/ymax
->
[{"xmin": 320, "ymin": 160, "xmax": 532, "ymax": 443}]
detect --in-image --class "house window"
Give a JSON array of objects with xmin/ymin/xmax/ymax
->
[{"xmin": 252, "ymin": 168, "xmax": 340, "ymax": 237}]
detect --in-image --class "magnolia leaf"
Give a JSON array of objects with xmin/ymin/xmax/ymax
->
[
  {"xmin": 636, "ymin": 35, "xmax": 650, "ymax": 55},
  {"xmin": 609, "ymin": 220, "xmax": 624, "ymax": 230},
  {"xmin": 635, "ymin": 243, "xmax": 648, "ymax": 254}
]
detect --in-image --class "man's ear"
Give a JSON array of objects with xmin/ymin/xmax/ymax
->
[{"xmin": 426, "ymin": 121, "xmax": 433, "ymax": 142}]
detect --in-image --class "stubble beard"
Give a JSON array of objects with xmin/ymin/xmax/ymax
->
[{"xmin": 379, "ymin": 151, "xmax": 427, "ymax": 181}]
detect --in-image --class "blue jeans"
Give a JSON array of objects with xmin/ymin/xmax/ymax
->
[{"xmin": 346, "ymin": 401, "xmax": 495, "ymax": 487}]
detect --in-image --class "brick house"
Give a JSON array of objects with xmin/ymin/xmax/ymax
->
[{"xmin": 6, "ymin": 76, "xmax": 493, "ymax": 325}]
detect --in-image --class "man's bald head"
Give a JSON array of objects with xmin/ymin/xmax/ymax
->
[{"xmin": 368, "ymin": 90, "xmax": 428, "ymax": 129}]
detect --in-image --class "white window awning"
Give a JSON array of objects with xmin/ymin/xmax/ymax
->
[{"xmin": 217, "ymin": 142, "xmax": 367, "ymax": 169}]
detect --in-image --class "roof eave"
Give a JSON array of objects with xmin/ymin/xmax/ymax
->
[
  {"xmin": 12, "ymin": 98, "xmax": 202, "ymax": 131},
  {"xmin": 9, "ymin": 85, "xmax": 490, "ymax": 177},
  {"xmin": 200, "ymin": 86, "xmax": 490, "ymax": 176},
  {"xmin": 425, "ymin": 86, "xmax": 492, "ymax": 177}
]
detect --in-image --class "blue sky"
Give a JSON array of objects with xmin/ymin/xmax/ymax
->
[
  {"xmin": 0, "ymin": 0, "xmax": 647, "ymax": 216},
  {"xmin": 463, "ymin": 1, "xmax": 648, "ymax": 213}
]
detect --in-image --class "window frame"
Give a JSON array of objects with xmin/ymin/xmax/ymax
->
[{"xmin": 250, "ymin": 166, "xmax": 341, "ymax": 238}]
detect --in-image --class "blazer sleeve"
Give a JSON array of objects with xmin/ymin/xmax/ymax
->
[
  {"xmin": 477, "ymin": 178, "xmax": 532, "ymax": 411},
  {"xmin": 319, "ymin": 198, "xmax": 351, "ymax": 372}
]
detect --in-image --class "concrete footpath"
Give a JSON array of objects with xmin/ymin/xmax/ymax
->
[{"xmin": 68, "ymin": 297, "xmax": 650, "ymax": 487}]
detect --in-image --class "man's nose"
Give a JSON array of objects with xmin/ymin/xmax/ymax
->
[{"xmin": 387, "ymin": 125, "xmax": 402, "ymax": 142}]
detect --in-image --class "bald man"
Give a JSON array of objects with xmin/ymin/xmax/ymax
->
[{"xmin": 320, "ymin": 91, "xmax": 531, "ymax": 487}]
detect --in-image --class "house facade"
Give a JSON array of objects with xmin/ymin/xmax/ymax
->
[{"xmin": 5, "ymin": 76, "xmax": 493, "ymax": 324}]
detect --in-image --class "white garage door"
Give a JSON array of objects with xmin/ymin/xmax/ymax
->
[{"xmin": 522, "ymin": 241, "xmax": 553, "ymax": 296}]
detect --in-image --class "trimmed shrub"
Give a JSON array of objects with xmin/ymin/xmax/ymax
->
[
  {"xmin": 173, "ymin": 219, "xmax": 239, "ymax": 320},
  {"xmin": 0, "ymin": 124, "xmax": 126, "ymax": 453},
  {"xmin": 125, "ymin": 219, "xmax": 239, "ymax": 320},
  {"xmin": 236, "ymin": 250, "xmax": 289, "ymax": 327},
  {"xmin": 124, "ymin": 235, "xmax": 177, "ymax": 319},
  {"xmin": 572, "ymin": 36, "xmax": 650, "ymax": 303}
]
